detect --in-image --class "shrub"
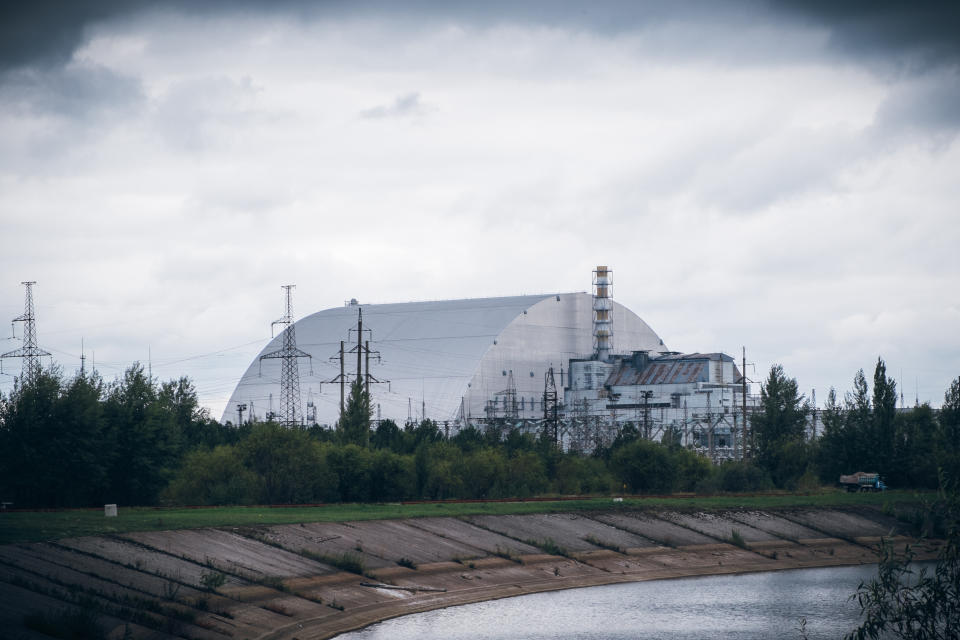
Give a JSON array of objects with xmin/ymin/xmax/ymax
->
[{"xmin": 200, "ymin": 570, "xmax": 226, "ymax": 591}]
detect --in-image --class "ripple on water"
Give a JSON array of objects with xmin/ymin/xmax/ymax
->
[{"xmin": 336, "ymin": 564, "xmax": 926, "ymax": 640}]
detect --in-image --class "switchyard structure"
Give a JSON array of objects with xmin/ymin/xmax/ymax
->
[
  {"xmin": 226, "ymin": 268, "xmax": 758, "ymax": 461},
  {"xmin": 2, "ymin": 282, "xmax": 51, "ymax": 383}
]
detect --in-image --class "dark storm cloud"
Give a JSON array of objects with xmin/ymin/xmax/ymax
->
[
  {"xmin": 0, "ymin": 1, "xmax": 143, "ymax": 72},
  {"xmin": 5, "ymin": 1, "xmax": 960, "ymax": 73},
  {"xmin": 776, "ymin": 1, "xmax": 960, "ymax": 71}
]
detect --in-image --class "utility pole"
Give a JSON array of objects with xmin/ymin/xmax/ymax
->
[
  {"xmin": 236, "ymin": 403, "xmax": 247, "ymax": 426},
  {"xmin": 365, "ymin": 340, "xmax": 371, "ymax": 395},
  {"xmin": 327, "ymin": 340, "xmax": 347, "ymax": 417},
  {"xmin": 356, "ymin": 308, "xmax": 363, "ymax": 382},
  {"xmin": 2, "ymin": 281, "xmax": 51, "ymax": 383},
  {"xmin": 258, "ymin": 285, "xmax": 312, "ymax": 427},
  {"xmin": 328, "ymin": 307, "xmax": 386, "ymax": 425},
  {"xmin": 742, "ymin": 346, "xmax": 748, "ymax": 461},
  {"xmin": 810, "ymin": 389, "xmax": 817, "ymax": 439},
  {"xmin": 641, "ymin": 390, "xmax": 653, "ymax": 440}
]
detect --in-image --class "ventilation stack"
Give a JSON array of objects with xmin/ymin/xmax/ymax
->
[{"xmin": 592, "ymin": 265, "xmax": 613, "ymax": 362}]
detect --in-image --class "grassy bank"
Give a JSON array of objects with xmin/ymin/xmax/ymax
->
[{"xmin": 0, "ymin": 490, "xmax": 927, "ymax": 544}]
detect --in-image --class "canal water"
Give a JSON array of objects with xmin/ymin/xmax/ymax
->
[{"xmin": 338, "ymin": 564, "xmax": 917, "ymax": 640}]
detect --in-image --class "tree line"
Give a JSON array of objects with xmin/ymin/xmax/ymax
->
[
  {"xmin": 750, "ymin": 358, "xmax": 960, "ymax": 491},
  {"xmin": 1, "ymin": 361, "xmax": 958, "ymax": 508}
]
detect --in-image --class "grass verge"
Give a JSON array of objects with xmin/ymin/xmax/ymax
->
[{"xmin": 0, "ymin": 490, "xmax": 926, "ymax": 545}]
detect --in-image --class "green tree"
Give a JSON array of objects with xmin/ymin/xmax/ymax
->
[
  {"xmin": 460, "ymin": 447, "xmax": 507, "ymax": 498},
  {"xmin": 417, "ymin": 442, "xmax": 462, "ymax": 498},
  {"xmin": 0, "ymin": 369, "xmax": 67, "ymax": 506},
  {"xmin": 101, "ymin": 364, "xmax": 183, "ymax": 505},
  {"xmin": 873, "ymin": 358, "xmax": 898, "ymax": 476},
  {"xmin": 52, "ymin": 372, "xmax": 108, "ymax": 505},
  {"xmin": 338, "ymin": 379, "xmax": 371, "ymax": 447},
  {"xmin": 818, "ymin": 387, "xmax": 853, "ymax": 483},
  {"xmin": 893, "ymin": 404, "xmax": 939, "ymax": 489},
  {"xmin": 552, "ymin": 455, "xmax": 613, "ymax": 494},
  {"xmin": 847, "ymin": 369, "xmax": 875, "ymax": 469},
  {"xmin": 938, "ymin": 377, "xmax": 960, "ymax": 481},
  {"xmin": 609, "ymin": 439, "xmax": 675, "ymax": 494},
  {"xmin": 163, "ymin": 445, "xmax": 261, "ymax": 505},
  {"xmin": 237, "ymin": 422, "xmax": 334, "ymax": 504},
  {"xmin": 402, "ymin": 419, "xmax": 443, "ymax": 454},
  {"xmin": 325, "ymin": 443, "xmax": 373, "ymax": 502},
  {"xmin": 751, "ymin": 364, "xmax": 809, "ymax": 487},
  {"xmin": 368, "ymin": 448, "xmax": 415, "ymax": 501},
  {"xmin": 371, "ymin": 418, "xmax": 402, "ymax": 452},
  {"xmin": 504, "ymin": 450, "xmax": 548, "ymax": 497}
]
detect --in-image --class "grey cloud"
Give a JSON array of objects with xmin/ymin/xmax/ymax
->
[
  {"xmin": 872, "ymin": 74, "xmax": 960, "ymax": 137},
  {"xmin": 0, "ymin": 61, "xmax": 144, "ymax": 175},
  {"xmin": 360, "ymin": 92, "xmax": 426, "ymax": 119},
  {"xmin": 6, "ymin": 1, "xmax": 960, "ymax": 77},
  {"xmin": 777, "ymin": 1, "xmax": 960, "ymax": 72},
  {"xmin": 151, "ymin": 75, "xmax": 261, "ymax": 151},
  {"xmin": 0, "ymin": 62, "xmax": 142, "ymax": 120},
  {"xmin": 0, "ymin": 1, "xmax": 141, "ymax": 72}
]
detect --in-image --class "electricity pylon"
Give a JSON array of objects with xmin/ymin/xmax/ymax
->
[
  {"xmin": 259, "ymin": 285, "xmax": 311, "ymax": 427},
  {"xmin": 2, "ymin": 282, "xmax": 51, "ymax": 383}
]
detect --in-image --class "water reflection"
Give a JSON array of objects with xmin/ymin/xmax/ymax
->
[{"xmin": 338, "ymin": 564, "xmax": 908, "ymax": 640}]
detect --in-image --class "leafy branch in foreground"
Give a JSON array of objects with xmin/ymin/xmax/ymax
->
[{"xmin": 844, "ymin": 475, "xmax": 959, "ymax": 640}]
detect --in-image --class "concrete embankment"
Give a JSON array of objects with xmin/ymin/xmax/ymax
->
[{"xmin": 0, "ymin": 506, "xmax": 940, "ymax": 640}]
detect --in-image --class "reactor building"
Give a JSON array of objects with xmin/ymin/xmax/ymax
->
[{"xmin": 223, "ymin": 267, "xmax": 755, "ymax": 460}]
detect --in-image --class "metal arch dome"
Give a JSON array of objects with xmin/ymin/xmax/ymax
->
[{"xmin": 221, "ymin": 292, "xmax": 666, "ymax": 426}]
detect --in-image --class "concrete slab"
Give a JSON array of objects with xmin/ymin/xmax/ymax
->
[
  {"xmin": 125, "ymin": 528, "xmax": 333, "ymax": 579},
  {"xmin": 726, "ymin": 511, "xmax": 825, "ymax": 541},
  {"xmin": 658, "ymin": 511, "xmax": 779, "ymax": 542},
  {"xmin": 406, "ymin": 517, "xmax": 540, "ymax": 556},
  {"xmin": 782, "ymin": 509, "xmax": 902, "ymax": 540},
  {"xmin": 345, "ymin": 519, "xmax": 488, "ymax": 564},
  {"xmin": 591, "ymin": 512, "xmax": 714, "ymax": 546},
  {"xmin": 465, "ymin": 514, "xmax": 651, "ymax": 553},
  {"xmin": 59, "ymin": 535, "xmax": 247, "ymax": 589},
  {"xmin": 261, "ymin": 522, "xmax": 396, "ymax": 570}
]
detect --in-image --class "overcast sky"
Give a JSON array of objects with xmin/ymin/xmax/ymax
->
[{"xmin": 1, "ymin": 1, "xmax": 958, "ymax": 417}]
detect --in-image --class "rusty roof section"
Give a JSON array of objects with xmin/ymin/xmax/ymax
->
[{"xmin": 606, "ymin": 352, "xmax": 741, "ymax": 387}]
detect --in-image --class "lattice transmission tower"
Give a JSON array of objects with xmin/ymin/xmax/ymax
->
[
  {"xmin": 2, "ymin": 281, "xmax": 51, "ymax": 383},
  {"xmin": 259, "ymin": 285, "xmax": 312, "ymax": 427},
  {"xmin": 542, "ymin": 366, "xmax": 559, "ymax": 445}
]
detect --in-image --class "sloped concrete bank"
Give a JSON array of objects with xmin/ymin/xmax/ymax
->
[{"xmin": 0, "ymin": 506, "xmax": 940, "ymax": 640}]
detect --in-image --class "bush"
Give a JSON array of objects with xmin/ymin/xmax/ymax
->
[
  {"xmin": 200, "ymin": 570, "xmax": 226, "ymax": 591},
  {"xmin": 609, "ymin": 440, "xmax": 676, "ymax": 494},
  {"xmin": 163, "ymin": 445, "xmax": 261, "ymax": 505}
]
